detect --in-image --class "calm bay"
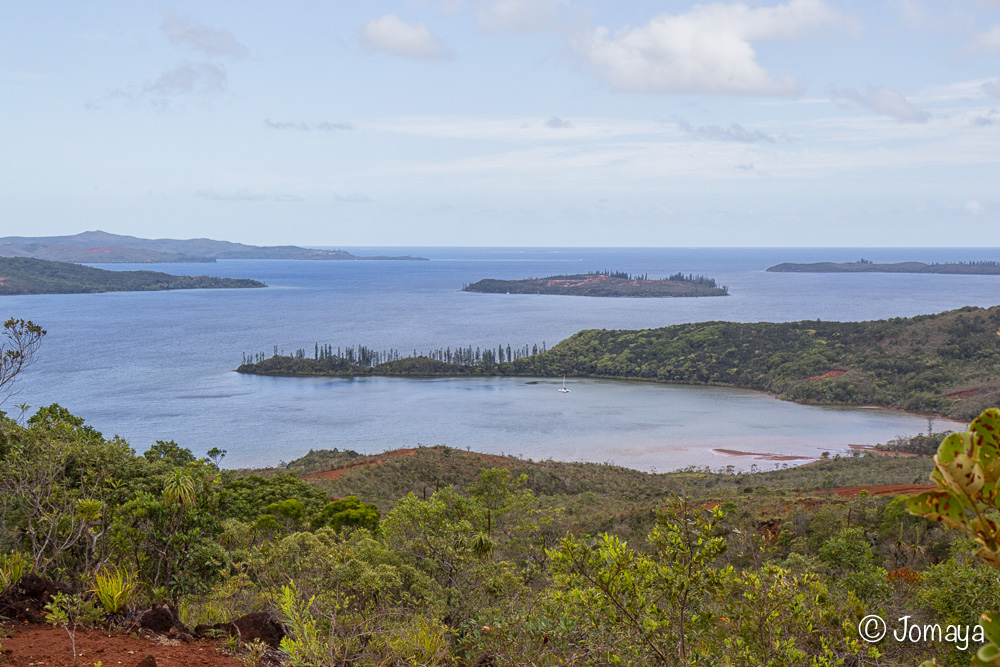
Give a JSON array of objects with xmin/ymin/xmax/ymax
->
[{"xmin": 3, "ymin": 246, "xmax": 997, "ymax": 470}]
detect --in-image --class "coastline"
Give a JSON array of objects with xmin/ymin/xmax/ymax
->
[{"xmin": 235, "ymin": 367, "xmax": 975, "ymax": 424}]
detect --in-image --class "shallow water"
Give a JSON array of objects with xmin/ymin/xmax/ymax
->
[{"xmin": 3, "ymin": 247, "xmax": 996, "ymax": 470}]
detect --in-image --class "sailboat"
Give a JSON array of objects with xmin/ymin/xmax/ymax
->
[{"xmin": 558, "ymin": 376, "xmax": 570, "ymax": 393}]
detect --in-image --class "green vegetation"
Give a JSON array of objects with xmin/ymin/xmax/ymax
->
[
  {"xmin": 239, "ymin": 305, "xmax": 1000, "ymax": 420},
  {"xmin": 0, "ymin": 230, "xmax": 428, "ymax": 262},
  {"xmin": 768, "ymin": 260, "xmax": 1000, "ymax": 274},
  {"xmin": 907, "ymin": 408, "xmax": 1000, "ymax": 665},
  {"xmin": 2, "ymin": 400, "xmax": 992, "ymax": 666},
  {"xmin": 4, "ymin": 322, "xmax": 999, "ymax": 665},
  {"xmin": 463, "ymin": 270, "xmax": 729, "ymax": 297},
  {"xmin": 0, "ymin": 256, "xmax": 265, "ymax": 295}
]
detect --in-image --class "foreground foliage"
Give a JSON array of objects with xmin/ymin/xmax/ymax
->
[
  {"xmin": 2, "ymin": 404, "xmax": 997, "ymax": 665},
  {"xmin": 908, "ymin": 408, "xmax": 1000, "ymax": 665}
]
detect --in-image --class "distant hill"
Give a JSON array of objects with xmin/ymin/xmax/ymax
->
[
  {"xmin": 0, "ymin": 241, "xmax": 211, "ymax": 263},
  {"xmin": 0, "ymin": 256, "xmax": 266, "ymax": 295},
  {"xmin": 0, "ymin": 230, "xmax": 428, "ymax": 263},
  {"xmin": 767, "ymin": 260, "xmax": 1000, "ymax": 274},
  {"xmin": 463, "ymin": 271, "xmax": 729, "ymax": 297}
]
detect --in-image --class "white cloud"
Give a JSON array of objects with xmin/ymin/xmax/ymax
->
[
  {"xmin": 161, "ymin": 11, "xmax": 248, "ymax": 58},
  {"xmin": 264, "ymin": 119, "xmax": 354, "ymax": 131},
  {"xmin": 831, "ymin": 85, "xmax": 930, "ymax": 123},
  {"xmin": 575, "ymin": 0, "xmax": 844, "ymax": 95},
  {"xmin": 676, "ymin": 118, "xmax": 787, "ymax": 142},
  {"xmin": 265, "ymin": 119, "xmax": 310, "ymax": 131},
  {"xmin": 145, "ymin": 63, "xmax": 227, "ymax": 96},
  {"xmin": 965, "ymin": 200, "xmax": 985, "ymax": 214},
  {"xmin": 970, "ymin": 25, "xmax": 1000, "ymax": 54},
  {"xmin": 972, "ymin": 109, "xmax": 999, "ymax": 126},
  {"xmin": 544, "ymin": 116, "xmax": 573, "ymax": 129},
  {"xmin": 361, "ymin": 15, "xmax": 451, "ymax": 60},
  {"xmin": 912, "ymin": 78, "xmax": 1000, "ymax": 103},
  {"xmin": 478, "ymin": 0, "xmax": 567, "ymax": 31},
  {"xmin": 335, "ymin": 192, "xmax": 374, "ymax": 203}
]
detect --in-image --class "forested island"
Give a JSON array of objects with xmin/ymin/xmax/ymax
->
[
  {"xmin": 767, "ymin": 259, "xmax": 1000, "ymax": 274},
  {"xmin": 238, "ymin": 305, "xmax": 1000, "ymax": 419},
  {"xmin": 462, "ymin": 270, "xmax": 729, "ymax": 297},
  {"xmin": 0, "ymin": 256, "xmax": 265, "ymax": 295},
  {"xmin": 0, "ymin": 230, "xmax": 428, "ymax": 263}
]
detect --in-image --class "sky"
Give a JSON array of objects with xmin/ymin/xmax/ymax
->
[{"xmin": 2, "ymin": 0, "xmax": 1000, "ymax": 247}]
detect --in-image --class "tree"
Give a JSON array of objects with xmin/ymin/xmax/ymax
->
[
  {"xmin": 0, "ymin": 318, "xmax": 45, "ymax": 404},
  {"xmin": 548, "ymin": 499, "xmax": 730, "ymax": 665}
]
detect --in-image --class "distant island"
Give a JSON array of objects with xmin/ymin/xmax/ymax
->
[
  {"xmin": 462, "ymin": 271, "xmax": 729, "ymax": 297},
  {"xmin": 767, "ymin": 259, "xmax": 1000, "ymax": 274},
  {"xmin": 0, "ymin": 256, "xmax": 265, "ymax": 295},
  {"xmin": 238, "ymin": 304, "xmax": 1000, "ymax": 420},
  {"xmin": 0, "ymin": 230, "xmax": 428, "ymax": 263}
]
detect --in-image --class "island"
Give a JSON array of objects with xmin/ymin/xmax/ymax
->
[
  {"xmin": 767, "ymin": 259, "xmax": 1000, "ymax": 274},
  {"xmin": 0, "ymin": 256, "xmax": 266, "ymax": 295},
  {"xmin": 0, "ymin": 230, "xmax": 428, "ymax": 263},
  {"xmin": 462, "ymin": 271, "xmax": 729, "ymax": 297},
  {"xmin": 237, "ymin": 304, "xmax": 1000, "ymax": 420}
]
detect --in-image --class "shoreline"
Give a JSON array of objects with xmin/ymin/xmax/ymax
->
[{"xmin": 236, "ymin": 368, "xmax": 974, "ymax": 424}]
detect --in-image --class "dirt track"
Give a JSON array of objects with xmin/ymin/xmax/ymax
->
[{"xmin": 1, "ymin": 626, "xmax": 241, "ymax": 667}]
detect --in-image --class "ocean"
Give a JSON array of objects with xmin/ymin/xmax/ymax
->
[{"xmin": 3, "ymin": 246, "xmax": 997, "ymax": 470}]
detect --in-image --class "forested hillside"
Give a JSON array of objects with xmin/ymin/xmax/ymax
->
[
  {"xmin": 0, "ymin": 257, "xmax": 265, "ymax": 294},
  {"xmin": 239, "ymin": 305, "xmax": 1000, "ymax": 419}
]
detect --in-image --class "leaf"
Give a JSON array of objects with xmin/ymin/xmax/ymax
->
[
  {"xmin": 936, "ymin": 432, "xmax": 978, "ymax": 467},
  {"xmin": 978, "ymin": 642, "xmax": 1000, "ymax": 665},
  {"xmin": 942, "ymin": 453, "xmax": 985, "ymax": 496},
  {"xmin": 973, "ymin": 409, "xmax": 1000, "ymax": 484},
  {"xmin": 982, "ymin": 610, "xmax": 1000, "ymax": 647},
  {"xmin": 906, "ymin": 491, "xmax": 969, "ymax": 531}
]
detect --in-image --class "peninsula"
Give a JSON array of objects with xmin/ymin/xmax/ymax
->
[
  {"xmin": 237, "ymin": 305, "xmax": 1000, "ymax": 420},
  {"xmin": 0, "ymin": 256, "xmax": 265, "ymax": 295},
  {"xmin": 462, "ymin": 271, "xmax": 729, "ymax": 297},
  {"xmin": 0, "ymin": 230, "xmax": 428, "ymax": 263},
  {"xmin": 767, "ymin": 259, "xmax": 1000, "ymax": 274}
]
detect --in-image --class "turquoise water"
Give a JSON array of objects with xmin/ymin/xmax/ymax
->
[{"xmin": 2, "ymin": 247, "xmax": 996, "ymax": 470}]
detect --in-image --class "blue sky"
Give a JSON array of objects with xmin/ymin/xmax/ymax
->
[{"xmin": 2, "ymin": 1, "xmax": 999, "ymax": 246}]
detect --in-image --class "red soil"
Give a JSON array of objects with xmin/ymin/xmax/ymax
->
[
  {"xmin": 302, "ymin": 448, "xmax": 418, "ymax": 480},
  {"xmin": 805, "ymin": 369, "xmax": 847, "ymax": 381},
  {"xmin": 713, "ymin": 448, "xmax": 812, "ymax": 461},
  {"xmin": 540, "ymin": 275, "xmax": 673, "ymax": 289},
  {"xmin": 1, "ymin": 625, "xmax": 241, "ymax": 667},
  {"xmin": 829, "ymin": 483, "xmax": 936, "ymax": 498},
  {"xmin": 848, "ymin": 444, "xmax": 919, "ymax": 457},
  {"xmin": 943, "ymin": 388, "xmax": 982, "ymax": 399}
]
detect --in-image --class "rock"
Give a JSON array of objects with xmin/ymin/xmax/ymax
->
[
  {"xmin": 133, "ymin": 656, "xmax": 157, "ymax": 667},
  {"xmin": 233, "ymin": 612, "xmax": 285, "ymax": 648},
  {"xmin": 261, "ymin": 648, "xmax": 289, "ymax": 666},
  {"xmin": 0, "ymin": 573, "xmax": 73, "ymax": 623},
  {"xmin": 195, "ymin": 612, "xmax": 285, "ymax": 649},
  {"xmin": 139, "ymin": 603, "xmax": 187, "ymax": 634}
]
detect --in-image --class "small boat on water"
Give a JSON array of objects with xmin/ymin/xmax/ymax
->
[{"xmin": 559, "ymin": 376, "xmax": 570, "ymax": 393}]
